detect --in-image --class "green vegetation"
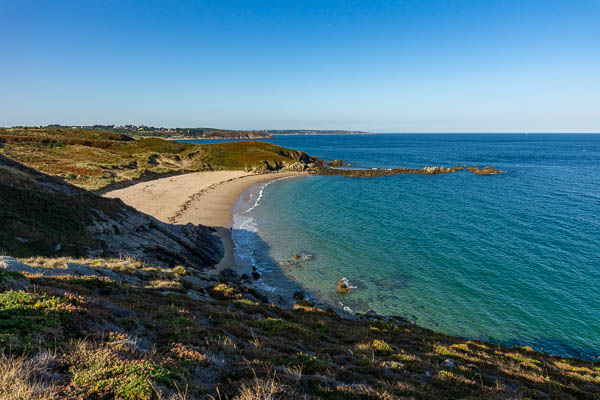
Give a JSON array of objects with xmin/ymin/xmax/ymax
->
[
  {"xmin": 0, "ymin": 128, "xmax": 314, "ymax": 190},
  {"xmin": 0, "ymin": 290, "xmax": 83, "ymax": 352},
  {"xmin": 372, "ymin": 339, "xmax": 395, "ymax": 354},
  {"xmin": 172, "ymin": 265, "xmax": 187, "ymax": 276},
  {"xmin": 0, "ymin": 257, "xmax": 598, "ymax": 398},
  {"xmin": 0, "ymin": 179, "xmax": 113, "ymax": 257}
]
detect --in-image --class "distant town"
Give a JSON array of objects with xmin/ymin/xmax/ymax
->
[{"xmin": 6, "ymin": 125, "xmax": 372, "ymax": 139}]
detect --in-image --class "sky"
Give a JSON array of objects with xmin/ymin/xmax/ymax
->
[{"xmin": 1, "ymin": 0, "xmax": 599, "ymax": 132}]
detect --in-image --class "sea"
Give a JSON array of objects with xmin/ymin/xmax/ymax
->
[{"xmin": 185, "ymin": 134, "xmax": 600, "ymax": 360}]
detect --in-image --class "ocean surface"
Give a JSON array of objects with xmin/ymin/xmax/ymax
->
[{"xmin": 188, "ymin": 134, "xmax": 600, "ymax": 359}]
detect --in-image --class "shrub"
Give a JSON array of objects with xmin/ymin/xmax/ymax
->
[
  {"xmin": 172, "ymin": 265, "xmax": 187, "ymax": 276},
  {"xmin": 372, "ymin": 339, "xmax": 394, "ymax": 354},
  {"xmin": 209, "ymin": 283, "xmax": 241, "ymax": 300},
  {"xmin": 254, "ymin": 318, "xmax": 306, "ymax": 336},
  {"xmin": 0, "ymin": 290, "xmax": 83, "ymax": 351}
]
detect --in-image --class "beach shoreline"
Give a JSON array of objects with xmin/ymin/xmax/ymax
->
[{"xmin": 104, "ymin": 170, "xmax": 306, "ymax": 275}]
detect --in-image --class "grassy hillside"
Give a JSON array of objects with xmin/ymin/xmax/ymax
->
[
  {"xmin": 0, "ymin": 154, "xmax": 223, "ymax": 268},
  {"xmin": 0, "ymin": 155, "xmax": 122, "ymax": 257},
  {"xmin": 1, "ymin": 258, "xmax": 599, "ymax": 399},
  {"xmin": 0, "ymin": 129, "xmax": 316, "ymax": 191}
]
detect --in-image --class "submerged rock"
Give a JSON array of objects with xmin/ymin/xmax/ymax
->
[{"xmin": 281, "ymin": 252, "xmax": 314, "ymax": 267}]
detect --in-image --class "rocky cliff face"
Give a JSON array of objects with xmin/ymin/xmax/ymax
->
[{"xmin": 0, "ymin": 154, "xmax": 223, "ymax": 270}]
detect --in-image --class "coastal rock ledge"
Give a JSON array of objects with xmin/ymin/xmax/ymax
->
[{"xmin": 318, "ymin": 164, "xmax": 501, "ymax": 177}]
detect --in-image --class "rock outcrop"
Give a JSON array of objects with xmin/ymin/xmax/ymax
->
[
  {"xmin": 467, "ymin": 166, "xmax": 501, "ymax": 175},
  {"xmin": 316, "ymin": 164, "xmax": 501, "ymax": 177},
  {"xmin": 337, "ymin": 277, "xmax": 356, "ymax": 293},
  {"xmin": 327, "ymin": 159, "xmax": 349, "ymax": 167}
]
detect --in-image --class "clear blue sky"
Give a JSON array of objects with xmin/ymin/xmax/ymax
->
[{"xmin": 1, "ymin": 0, "xmax": 599, "ymax": 132}]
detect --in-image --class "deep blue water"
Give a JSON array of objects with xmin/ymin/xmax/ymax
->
[{"xmin": 187, "ymin": 134, "xmax": 600, "ymax": 359}]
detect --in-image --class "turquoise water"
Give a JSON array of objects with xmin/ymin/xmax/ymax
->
[{"xmin": 192, "ymin": 134, "xmax": 600, "ymax": 359}]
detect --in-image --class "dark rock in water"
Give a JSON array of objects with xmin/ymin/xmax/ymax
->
[
  {"xmin": 220, "ymin": 268, "xmax": 240, "ymax": 281},
  {"xmin": 337, "ymin": 277, "xmax": 356, "ymax": 293},
  {"xmin": 240, "ymin": 274, "xmax": 250, "ymax": 282},
  {"xmin": 251, "ymin": 271, "xmax": 261, "ymax": 280},
  {"xmin": 281, "ymin": 252, "xmax": 314, "ymax": 267},
  {"xmin": 374, "ymin": 276, "xmax": 407, "ymax": 290},
  {"xmin": 293, "ymin": 290, "xmax": 306, "ymax": 300}
]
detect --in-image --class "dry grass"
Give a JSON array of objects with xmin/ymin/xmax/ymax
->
[
  {"xmin": 234, "ymin": 369, "xmax": 287, "ymax": 400},
  {"xmin": 0, "ymin": 351, "xmax": 62, "ymax": 400}
]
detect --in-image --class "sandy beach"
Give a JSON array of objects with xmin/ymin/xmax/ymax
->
[{"xmin": 104, "ymin": 170, "xmax": 304, "ymax": 274}]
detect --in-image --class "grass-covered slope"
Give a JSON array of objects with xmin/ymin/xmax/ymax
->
[
  {"xmin": 0, "ymin": 154, "xmax": 223, "ymax": 267},
  {"xmin": 0, "ymin": 154, "xmax": 122, "ymax": 257},
  {"xmin": 0, "ymin": 260, "xmax": 598, "ymax": 399},
  {"xmin": 0, "ymin": 129, "xmax": 316, "ymax": 190}
]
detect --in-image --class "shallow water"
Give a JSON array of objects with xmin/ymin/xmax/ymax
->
[{"xmin": 191, "ymin": 134, "xmax": 600, "ymax": 359}]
